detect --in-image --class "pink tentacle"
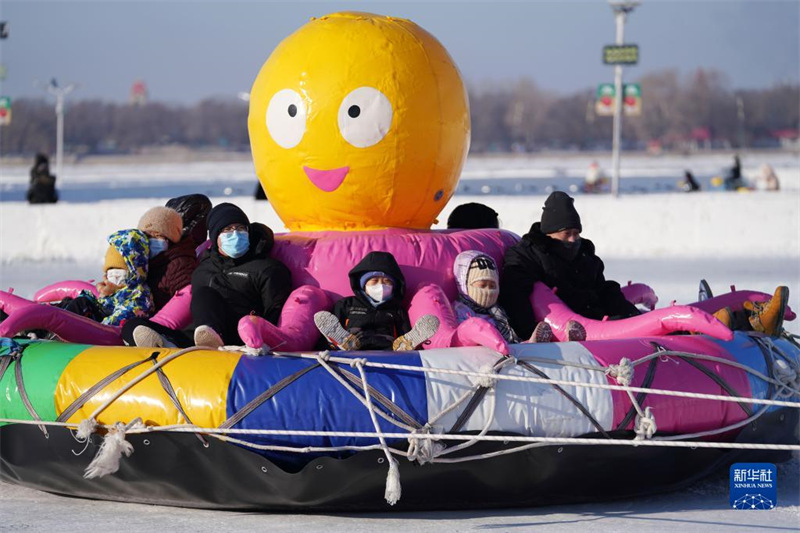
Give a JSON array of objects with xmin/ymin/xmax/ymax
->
[
  {"xmin": 408, "ymin": 283, "xmax": 509, "ymax": 353},
  {"xmin": 531, "ymin": 282, "xmax": 733, "ymax": 341},
  {"xmin": 237, "ymin": 285, "xmax": 330, "ymax": 351},
  {"xmin": 689, "ymin": 290, "xmax": 796, "ymax": 322},
  {"xmin": 151, "ymin": 285, "xmax": 193, "ymax": 330},
  {"xmin": 620, "ymin": 282, "xmax": 658, "ymax": 311},
  {"xmin": 452, "ymin": 317, "xmax": 510, "ymax": 355},
  {"xmin": 0, "ymin": 291, "xmax": 38, "ymax": 315},
  {"xmin": 33, "ymin": 280, "xmax": 98, "ymax": 303},
  {"xmin": 0, "ymin": 304, "xmax": 122, "ymax": 345}
]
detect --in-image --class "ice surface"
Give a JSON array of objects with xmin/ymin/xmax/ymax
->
[{"xmin": 0, "ymin": 154, "xmax": 798, "ymax": 528}]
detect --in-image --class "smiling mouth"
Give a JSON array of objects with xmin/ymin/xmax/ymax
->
[{"xmin": 303, "ymin": 166, "xmax": 350, "ymax": 192}]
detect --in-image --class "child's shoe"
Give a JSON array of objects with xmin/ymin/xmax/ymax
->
[
  {"xmin": 133, "ymin": 325, "xmax": 165, "ymax": 347},
  {"xmin": 314, "ymin": 311, "xmax": 362, "ymax": 350},
  {"xmin": 565, "ymin": 320, "xmax": 587, "ymax": 341},
  {"xmin": 713, "ymin": 307, "xmax": 735, "ymax": 330},
  {"xmin": 393, "ymin": 315, "xmax": 440, "ymax": 351},
  {"xmin": 194, "ymin": 325, "xmax": 224, "ymax": 348},
  {"xmin": 529, "ymin": 321, "xmax": 553, "ymax": 343},
  {"xmin": 745, "ymin": 286, "xmax": 789, "ymax": 336}
]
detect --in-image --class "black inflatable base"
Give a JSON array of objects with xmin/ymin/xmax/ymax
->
[{"xmin": 1, "ymin": 408, "xmax": 798, "ymax": 512}]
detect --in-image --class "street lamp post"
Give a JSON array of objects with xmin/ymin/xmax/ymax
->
[
  {"xmin": 38, "ymin": 79, "xmax": 76, "ymax": 182},
  {"xmin": 609, "ymin": 1, "xmax": 639, "ymax": 197}
]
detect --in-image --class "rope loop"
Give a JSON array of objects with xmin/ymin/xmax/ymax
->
[
  {"xmin": 606, "ymin": 358, "xmax": 634, "ymax": 387},
  {"xmin": 349, "ymin": 358, "xmax": 368, "ymax": 369},
  {"xmin": 407, "ymin": 424, "xmax": 444, "ymax": 465},
  {"xmin": 634, "ymin": 406, "xmax": 657, "ymax": 441},
  {"xmin": 773, "ymin": 359, "xmax": 800, "ymax": 398}
]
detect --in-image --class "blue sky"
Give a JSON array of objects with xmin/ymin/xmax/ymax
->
[{"xmin": 1, "ymin": 1, "xmax": 798, "ymax": 104}]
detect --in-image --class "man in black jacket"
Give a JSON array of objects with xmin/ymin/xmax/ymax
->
[
  {"xmin": 190, "ymin": 203, "xmax": 292, "ymax": 347},
  {"xmin": 500, "ymin": 191, "xmax": 639, "ymax": 340}
]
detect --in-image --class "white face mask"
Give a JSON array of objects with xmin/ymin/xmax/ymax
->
[
  {"xmin": 365, "ymin": 283, "xmax": 393, "ymax": 304},
  {"xmin": 106, "ymin": 268, "xmax": 128, "ymax": 287}
]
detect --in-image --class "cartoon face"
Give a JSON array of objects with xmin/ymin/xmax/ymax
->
[{"xmin": 249, "ymin": 12, "xmax": 470, "ymax": 231}]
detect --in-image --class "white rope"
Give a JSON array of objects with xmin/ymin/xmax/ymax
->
[
  {"xmin": 606, "ymin": 357, "xmax": 634, "ymax": 387},
  {"xmin": 3, "ymin": 418, "xmax": 798, "ymax": 452},
  {"xmin": 277, "ymin": 353, "xmax": 800, "ymax": 409},
  {"xmin": 313, "ymin": 352, "xmax": 417, "ymax": 432},
  {"xmin": 83, "ymin": 418, "xmax": 145, "ymax": 479},
  {"xmin": 634, "ymin": 406, "xmax": 657, "ymax": 441},
  {"xmin": 352, "ymin": 359, "xmax": 401, "ymax": 506}
]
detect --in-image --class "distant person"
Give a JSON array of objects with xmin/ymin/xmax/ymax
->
[
  {"xmin": 583, "ymin": 161, "xmax": 607, "ymax": 194},
  {"xmin": 681, "ymin": 170, "xmax": 701, "ymax": 192},
  {"xmin": 757, "ymin": 164, "xmax": 780, "ymax": 191},
  {"xmin": 724, "ymin": 154, "xmax": 746, "ymax": 191},
  {"xmin": 447, "ymin": 202, "xmax": 500, "ymax": 229},
  {"xmin": 500, "ymin": 191, "xmax": 638, "ymax": 339},
  {"xmin": 27, "ymin": 153, "xmax": 58, "ymax": 204}
]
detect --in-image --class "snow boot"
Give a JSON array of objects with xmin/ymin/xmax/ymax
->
[
  {"xmin": 529, "ymin": 321, "xmax": 553, "ymax": 343},
  {"xmin": 194, "ymin": 325, "xmax": 224, "ymax": 348},
  {"xmin": 565, "ymin": 320, "xmax": 587, "ymax": 341},
  {"xmin": 314, "ymin": 311, "xmax": 361, "ymax": 351},
  {"xmin": 745, "ymin": 286, "xmax": 789, "ymax": 336},
  {"xmin": 393, "ymin": 314, "xmax": 440, "ymax": 351},
  {"xmin": 713, "ymin": 307, "xmax": 735, "ymax": 330}
]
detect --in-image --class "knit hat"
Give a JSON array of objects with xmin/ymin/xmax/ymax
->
[
  {"xmin": 207, "ymin": 203, "xmax": 250, "ymax": 244},
  {"xmin": 447, "ymin": 202, "xmax": 499, "ymax": 229},
  {"xmin": 104, "ymin": 245, "xmax": 126, "ymax": 272},
  {"xmin": 138, "ymin": 207, "xmax": 183, "ymax": 243},
  {"xmin": 466, "ymin": 255, "xmax": 500, "ymax": 308},
  {"xmin": 359, "ymin": 271, "xmax": 394, "ymax": 289},
  {"xmin": 540, "ymin": 191, "xmax": 582, "ymax": 234}
]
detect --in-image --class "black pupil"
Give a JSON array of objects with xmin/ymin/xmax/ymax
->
[
  {"xmin": 348, "ymin": 105, "xmax": 361, "ymax": 118},
  {"xmin": 288, "ymin": 104, "xmax": 297, "ymax": 117}
]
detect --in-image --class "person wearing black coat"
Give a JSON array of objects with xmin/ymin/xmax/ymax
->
[
  {"xmin": 27, "ymin": 153, "xmax": 58, "ymax": 204},
  {"xmin": 500, "ymin": 191, "xmax": 639, "ymax": 340},
  {"xmin": 189, "ymin": 203, "xmax": 292, "ymax": 347}
]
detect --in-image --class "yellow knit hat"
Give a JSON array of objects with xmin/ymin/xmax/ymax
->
[{"xmin": 104, "ymin": 245, "xmax": 126, "ymax": 272}]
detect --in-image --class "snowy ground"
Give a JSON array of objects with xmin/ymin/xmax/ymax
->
[{"xmin": 0, "ymin": 153, "xmax": 798, "ymax": 529}]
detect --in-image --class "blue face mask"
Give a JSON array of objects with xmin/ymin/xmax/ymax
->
[
  {"xmin": 149, "ymin": 238, "xmax": 169, "ymax": 259},
  {"xmin": 219, "ymin": 230, "xmax": 249, "ymax": 258}
]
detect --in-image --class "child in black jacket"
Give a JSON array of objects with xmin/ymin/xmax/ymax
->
[{"xmin": 314, "ymin": 251, "xmax": 438, "ymax": 351}]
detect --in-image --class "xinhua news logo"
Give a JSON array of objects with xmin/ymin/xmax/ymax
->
[{"xmin": 730, "ymin": 463, "xmax": 777, "ymax": 510}]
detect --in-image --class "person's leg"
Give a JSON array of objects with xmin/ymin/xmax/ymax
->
[
  {"xmin": 121, "ymin": 317, "xmax": 192, "ymax": 348},
  {"xmin": 190, "ymin": 286, "xmax": 241, "ymax": 346}
]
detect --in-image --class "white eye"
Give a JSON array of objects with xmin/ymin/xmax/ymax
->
[
  {"xmin": 337, "ymin": 87, "xmax": 393, "ymax": 148},
  {"xmin": 265, "ymin": 89, "xmax": 307, "ymax": 149}
]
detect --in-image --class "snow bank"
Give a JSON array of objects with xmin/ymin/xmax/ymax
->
[{"xmin": 1, "ymin": 191, "xmax": 796, "ymax": 263}]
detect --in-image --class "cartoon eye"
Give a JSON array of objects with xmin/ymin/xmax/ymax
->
[
  {"xmin": 266, "ymin": 89, "xmax": 307, "ymax": 149},
  {"xmin": 337, "ymin": 87, "xmax": 393, "ymax": 148}
]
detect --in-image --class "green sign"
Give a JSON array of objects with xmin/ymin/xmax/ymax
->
[
  {"xmin": 0, "ymin": 96, "xmax": 10, "ymax": 125},
  {"xmin": 603, "ymin": 44, "xmax": 639, "ymax": 65}
]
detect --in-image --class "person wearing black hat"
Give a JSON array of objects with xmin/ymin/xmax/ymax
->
[
  {"xmin": 499, "ymin": 191, "xmax": 639, "ymax": 340},
  {"xmin": 447, "ymin": 202, "xmax": 500, "ymax": 230},
  {"xmin": 125, "ymin": 203, "xmax": 292, "ymax": 348}
]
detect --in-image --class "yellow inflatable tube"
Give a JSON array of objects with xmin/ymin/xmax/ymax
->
[{"xmin": 55, "ymin": 346, "xmax": 241, "ymax": 428}]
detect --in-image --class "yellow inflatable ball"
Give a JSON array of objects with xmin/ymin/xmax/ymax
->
[{"xmin": 248, "ymin": 12, "xmax": 470, "ymax": 231}]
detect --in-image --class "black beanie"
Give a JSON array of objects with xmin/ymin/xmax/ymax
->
[
  {"xmin": 540, "ymin": 191, "xmax": 582, "ymax": 234},
  {"xmin": 447, "ymin": 202, "xmax": 500, "ymax": 229},
  {"xmin": 207, "ymin": 203, "xmax": 250, "ymax": 243}
]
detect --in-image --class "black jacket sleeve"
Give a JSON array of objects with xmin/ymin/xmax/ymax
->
[
  {"xmin": 499, "ymin": 246, "xmax": 542, "ymax": 340},
  {"xmin": 255, "ymin": 262, "xmax": 292, "ymax": 325}
]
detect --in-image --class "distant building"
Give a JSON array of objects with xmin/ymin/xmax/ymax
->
[{"xmin": 130, "ymin": 80, "xmax": 148, "ymax": 106}]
